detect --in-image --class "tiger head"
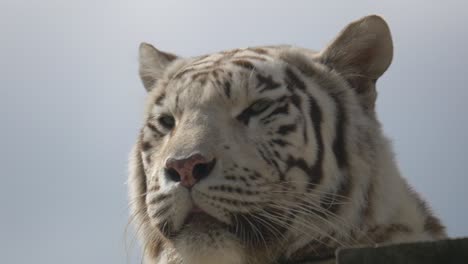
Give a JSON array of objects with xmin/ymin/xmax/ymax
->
[{"xmin": 129, "ymin": 15, "xmax": 394, "ymax": 263}]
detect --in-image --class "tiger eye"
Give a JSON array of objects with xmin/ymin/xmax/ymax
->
[{"xmin": 158, "ymin": 115, "xmax": 175, "ymax": 130}]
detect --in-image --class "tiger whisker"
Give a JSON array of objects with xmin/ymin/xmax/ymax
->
[
  {"xmin": 250, "ymin": 206, "xmax": 322, "ymax": 246},
  {"xmin": 271, "ymin": 199, "xmax": 374, "ymax": 245},
  {"xmin": 253, "ymin": 205, "xmax": 348, "ymax": 248},
  {"xmin": 268, "ymin": 202, "xmax": 360, "ymax": 246}
]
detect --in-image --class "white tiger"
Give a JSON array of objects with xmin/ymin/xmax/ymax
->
[{"xmin": 128, "ymin": 15, "xmax": 446, "ymax": 264}]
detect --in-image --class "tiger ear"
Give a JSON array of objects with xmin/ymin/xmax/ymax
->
[
  {"xmin": 319, "ymin": 15, "xmax": 393, "ymax": 110},
  {"xmin": 139, "ymin": 42, "xmax": 178, "ymax": 92}
]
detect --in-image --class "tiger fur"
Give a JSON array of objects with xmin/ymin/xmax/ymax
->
[{"xmin": 128, "ymin": 15, "xmax": 446, "ymax": 264}]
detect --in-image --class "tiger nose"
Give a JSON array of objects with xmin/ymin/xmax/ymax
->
[{"xmin": 164, "ymin": 154, "xmax": 216, "ymax": 188}]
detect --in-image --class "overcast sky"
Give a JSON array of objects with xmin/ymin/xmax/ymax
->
[{"xmin": 1, "ymin": 1, "xmax": 467, "ymax": 264}]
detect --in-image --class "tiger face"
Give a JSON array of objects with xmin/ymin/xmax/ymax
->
[
  {"xmin": 129, "ymin": 15, "xmax": 445, "ymax": 264},
  {"xmin": 142, "ymin": 50, "xmax": 325, "ymax": 242}
]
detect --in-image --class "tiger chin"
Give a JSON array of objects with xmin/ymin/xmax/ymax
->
[{"xmin": 128, "ymin": 15, "xmax": 446, "ymax": 264}]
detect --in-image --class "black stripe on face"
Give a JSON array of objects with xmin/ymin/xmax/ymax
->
[
  {"xmin": 155, "ymin": 92, "xmax": 166, "ymax": 105},
  {"xmin": 135, "ymin": 133, "xmax": 149, "ymax": 208},
  {"xmin": 260, "ymin": 103, "xmax": 289, "ymax": 123},
  {"xmin": 173, "ymin": 67, "xmax": 196, "ymax": 79},
  {"xmin": 145, "ymin": 153, "xmax": 152, "ymax": 164},
  {"xmin": 284, "ymin": 67, "xmax": 324, "ymax": 188},
  {"xmin": 319, "ymin": 92, "xmax": 350, "ymax": 214},
  {"xmin": 190, "ymin": 71, "xmax": 209, "ymax": 86},
  {"xmin": 190, "ymin": 71, "xmax": 211, "ymax": 81},
  {"xmin": 289, "ymin": 93, "xmax": 308, "ymax": 144},
  {"xmin": 290, "ymin": 94, "xmax": 302, "ymax": 110},
  {"xmin": 141, "ymin": 141, "xmax": 152, "ymax": 151},
  {"xmin": 270, "ymin": 139, "xmax": 290, "ymax": 147},
  {"xmin": 257, "ymin": 144, "xmax": 273, "ymax": 166},
  {"xmin": 147, "ymin": 123, "xmax": 164, "ymax": 137},
  {"xmin": 258, "ymin": 142, "xmax": 283, "ymax": 180},
  {"xmin": 289, "ymin": 61, "xmax": 351, "ymax": 215},
  {"xmin": 248, "ymin": 47, "xmax": 269, "ymax": 55},
  {"xmin": 224, "ymin": 81, "xmax": 231, "ymax": 98},
  {"xmin": 259, "ymin": 95, "xmax": 289, "ymax": 122},
  {"xmin": 236, "ymin": 98, "xmax": 277, "ymax": 125},
  {"xmin": 285, "ymin": 67, "xmax": 306, "ymax": 92},
  {"xmin": 188, "ymin": 57, "xmax": 213, "ymax": 68},
  {"xmin": 330, "ymin": 94, "xmax": 348, "ymax": 169},
  {"xmin": 174, "ymin": 94, "xmax": 180, "ymax": 110},
  {"xmin": 276, "ymin": 123, "xmax": 297, "ymax": 136},
  {"xmin": 307, "ymin": 94, "xmax": 324, "ymax": 172},
  {"xmin": 231, "ymin": 60, "xmax": 255, "ymax": 71},
  {"xmin": 285, "ymin": 68, "xmax": 309, "ymax": 143},
  {"xmin": 256, "ymin": 73, "xmax": 281, "ymax": 93},
  {"xmin": 236, "ymin": 107, "xmax": 256, "ymax": 126}
]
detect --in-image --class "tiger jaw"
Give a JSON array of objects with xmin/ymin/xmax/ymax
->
[{"xmin": 146, "ymin": 184, "xmax": 236, "ymax": 237}]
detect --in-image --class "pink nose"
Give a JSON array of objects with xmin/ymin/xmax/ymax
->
[{"xmin": 165, "ymin": 154, "xmax": 216, "ymax": 188}]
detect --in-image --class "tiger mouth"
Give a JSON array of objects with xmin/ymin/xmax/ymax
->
[
  {"xmin": 184, "ymin": 211, "xmax": 214, "ymax": 224},
  {"xmin": 181, "ymin": 203, "xmax": 214, "ymax": 223},
  {"xmin": 182, "ymin": 210, "xmax": 226, "ymax": 231}
]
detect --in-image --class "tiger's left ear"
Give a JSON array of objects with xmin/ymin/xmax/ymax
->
[
  {"xmin": 319, "ymin": 15, "xmax": 393, "ymax": 110},
  {"xmin": 139, "ymin": 43, "xmax": 178, "ymax": 92}
]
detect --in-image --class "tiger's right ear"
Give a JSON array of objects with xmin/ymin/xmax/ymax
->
[
  {"xmin": 319, "ymin": 15, "xmax": 393, "ymax": 110},
  {"xmin": 139, "ymin": 43, "xmax": 178, "ymax": 92}
]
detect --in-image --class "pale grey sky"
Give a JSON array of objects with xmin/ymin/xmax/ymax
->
[{"xmin": 1, "ymin": 1, "xmax": 467, "ymax": 263}]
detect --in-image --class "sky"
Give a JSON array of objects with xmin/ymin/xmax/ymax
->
[{"xmin": 1, "ymin": 1, "xmax": 467, "ymax": 263}]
